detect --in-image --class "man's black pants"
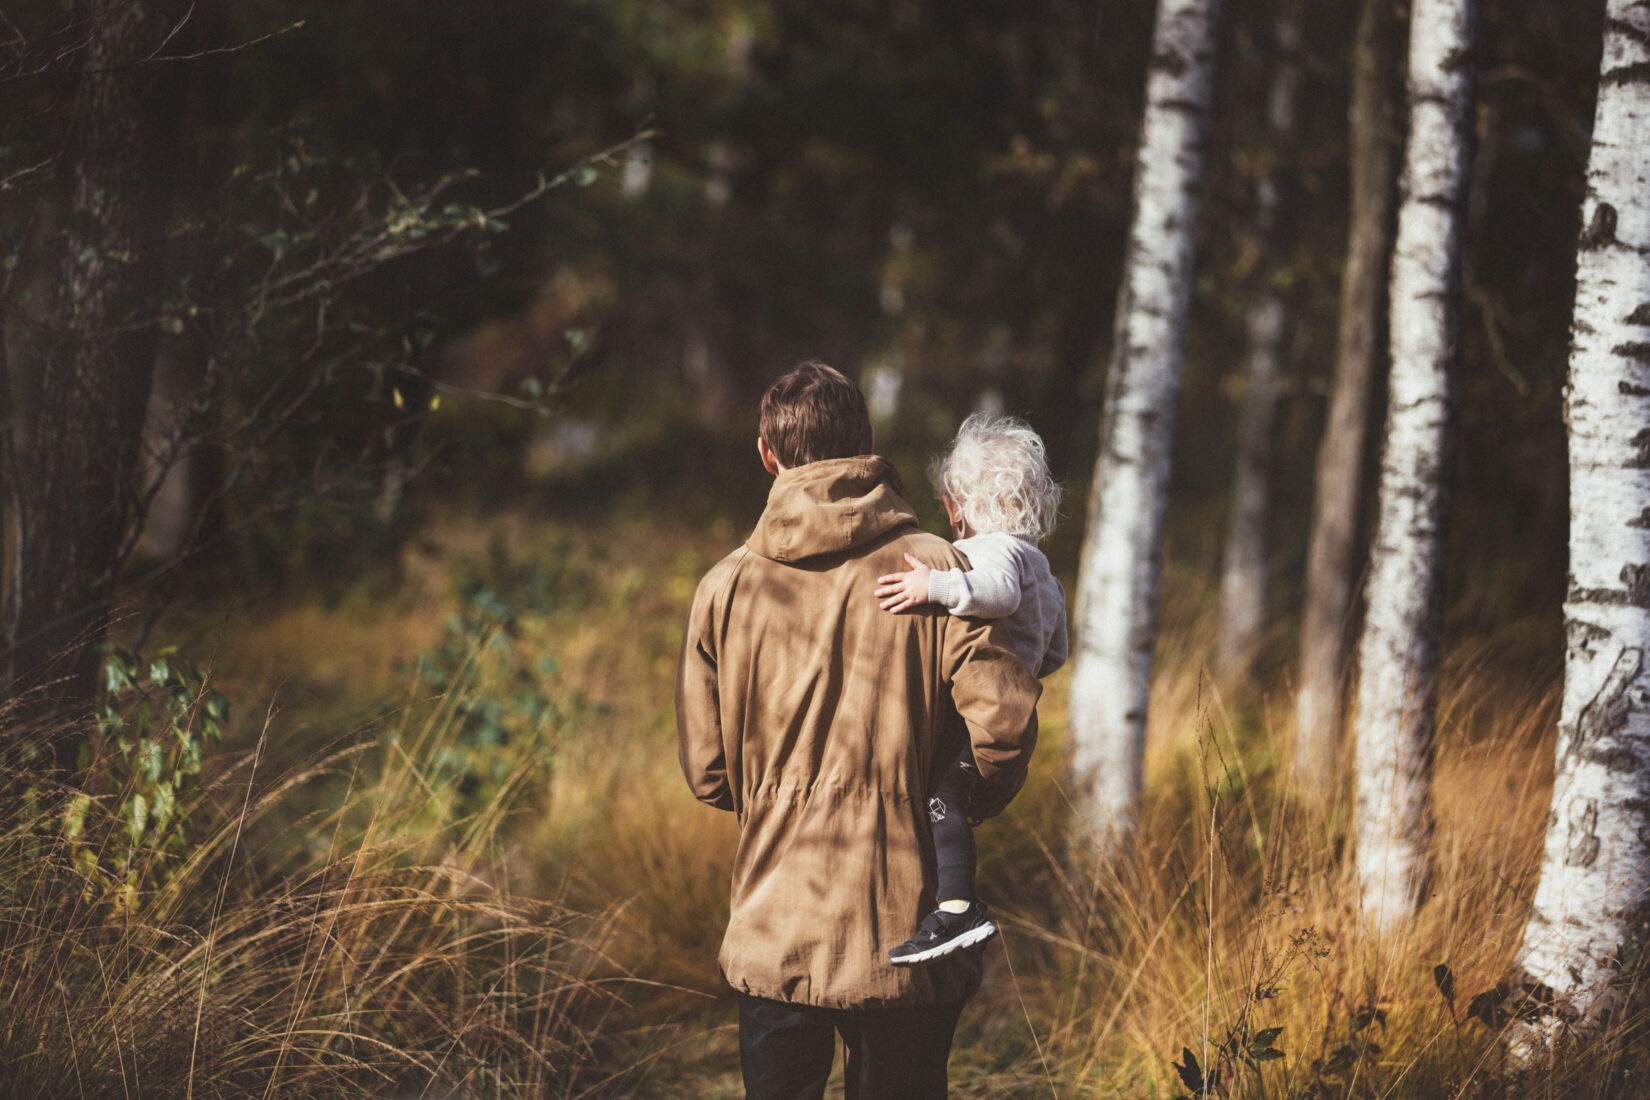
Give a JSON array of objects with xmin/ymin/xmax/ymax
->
[{"xmin": 738, "ymin": 993, "xmax": 968, "ymax": 1100}]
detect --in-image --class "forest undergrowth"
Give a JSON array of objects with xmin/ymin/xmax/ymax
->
[{"xmin": 7, "ymin": 506, "xmax": 1646, "ymax": 1097}]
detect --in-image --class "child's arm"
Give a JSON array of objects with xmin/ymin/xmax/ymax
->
[
  {"xmin": 875, "ymin": 554, "xmax": 933, "ymax": 613},
  {"xmin": 877, "ymin": 539, "xmax": 1024, "ymax": 618}
]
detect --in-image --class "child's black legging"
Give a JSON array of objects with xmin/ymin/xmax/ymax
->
[{"xmin": 928, "ymin": 738, "xmax": 978, "ymax": 904}]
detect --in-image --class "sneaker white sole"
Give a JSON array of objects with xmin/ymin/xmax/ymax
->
[{"xmin": 888, "ymin": 921, "xmax": 999, "ymax": 966}]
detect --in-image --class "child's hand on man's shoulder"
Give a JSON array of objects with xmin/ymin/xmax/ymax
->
[{"xmin": 875, "ymin": 553, "xmax": 933, "ymax": 613}]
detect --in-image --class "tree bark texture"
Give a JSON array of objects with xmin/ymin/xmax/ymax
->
[
  {"xmin": 1068, "ymin": 0, "xmax": 1220, "ymax": 843},
  {"xmin": 1216, "ymin": 0, "xmax": 1302, "ymax": 678},
  {"xmin": 3, "ymin": 0, "xmax": 172, "ymax": 731},
  {"xmin": 1351, "ymin": 0, "xmax": 1473, "ymax": 934},
  {"xmin": 1293, "ymin": 0, "xmax": 1400, "ymax": 797},
  {"xmin": 136, "ymin": 29, "xmax": 218, "ymax": 569},
  {"xmin": 1509, "ymin": 0, "xmax": 1650, "ymax": 1057}
]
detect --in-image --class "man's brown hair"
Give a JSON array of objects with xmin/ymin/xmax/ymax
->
[{"xmin": 758, "ymin": 360, "xmax": 873, "ymax": 468}]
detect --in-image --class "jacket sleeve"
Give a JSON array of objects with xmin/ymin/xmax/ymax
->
[
  {"xmin": 676, "ymin": 569, "xmax": 735, "ymax": 812},
  {"xmin": 943, "ymin": 615, "xmax": 1041, "ymax": 820},
  {"xmin": 928, "ymin": 535, "xmax": 1023, "ymax": 619}
]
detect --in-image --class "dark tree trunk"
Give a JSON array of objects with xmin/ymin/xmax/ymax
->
[
  {"xmin": 136, "ymin": 15, "xmax": 227, "ymax": 574},
  {"xmin": 1216, "ymin": 0, "xmax": 1303, "ymax": 678},
  {"xmin": 3, "ymin": 0, "xmax": 176, "ymax": 755},
  {"xmin": 1292, "ymin": 0, "xmax": 1400, "ymax": 798}
]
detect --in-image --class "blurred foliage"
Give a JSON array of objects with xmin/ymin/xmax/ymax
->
[
  {"xmin": 0, "ymin": 0, "xmax": 1608, "ymax": 633},
  {"xmin": 182, "ymin": 130, "xmax": 623, "ymax": 596},
  {"xmin": 390, "ymin": 539, "xmax": 597, "ymax": 828}
]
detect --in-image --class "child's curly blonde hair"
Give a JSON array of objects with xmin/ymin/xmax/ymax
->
[{"xmin": 929, "ymin": 413, "xmax": 1061, "ymax": 542}]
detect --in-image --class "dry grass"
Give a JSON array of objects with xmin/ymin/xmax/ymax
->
[
  {"xmin": 0, "ymin": 654, "xmax": 645, "ymax": 1098},
  {"xmin": 950, "ymin": 617, "xmax": 1646, "ymax": 1100},
  {"xmin": 65, "ymin": 507, "xmax": 1647, "ymax": 1097}
]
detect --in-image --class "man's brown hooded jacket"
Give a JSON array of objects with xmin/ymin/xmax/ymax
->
[{"xmin": 676, "ymin": 455, "xmax": 1041, "ymax": 1008}]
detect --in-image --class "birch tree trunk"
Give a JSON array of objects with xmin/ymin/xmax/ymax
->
[
  {"xmin": 1351, "ymin": 0, "xmax": 1473, "ymax": 933},
  {"xmin": 1507, "ymin": 1, "xmax": 1650, "ymax": 1058},
  {"xmin": 1216, "ymin": 0, "xmax": 1301, "ymax": 678},
  {"xmin": 1292, "ymin": 0, "xmax": 1399, "ymax": 797},
  {"xmin": 1068, "ymin": 0, "xmax": 1220, "ymax": 844}
]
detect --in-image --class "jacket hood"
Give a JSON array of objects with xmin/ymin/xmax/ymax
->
[{"xmin": 747, "ymin": 455, "xmax": 916, "ymax": 563}]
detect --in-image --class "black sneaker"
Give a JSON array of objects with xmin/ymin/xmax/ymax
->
[{"xmin": 887, "ymin": 904, "xmax": 998, "ymax": 966}]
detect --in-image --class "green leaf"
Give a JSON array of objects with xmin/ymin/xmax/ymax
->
[
  {"xmin": 576, "ymin": 165, "xmax": 599, "ymax": 187},
  {"xmin": 149, "ymin": 656, "xmax": 171, "ymax": 684},
  {"xmin": 151, "ymin": 782, "xmax": 176, "ymax": 830},
  {"xmin": 104, "ymin": 657, "xmax": 133, "ymax": 694},
  {"xmin": 1254, "ymin": 1048, "xmax": 1285, "ymax": 1062},
  {"xmin": 126, "ymin": 793, "xmax": 149, "ymax": 843},
  {"xmin": 137, "ymin": 738, "xmax": 163, "ymax": 784},
  {"xmin": 62, "ymin": 793, "xmax": 92, "ymax": 841}
]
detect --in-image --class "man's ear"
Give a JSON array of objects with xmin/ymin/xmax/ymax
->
[{"xmin": 758, "ymin": 436, "xmax": 784, "ymax": 475}]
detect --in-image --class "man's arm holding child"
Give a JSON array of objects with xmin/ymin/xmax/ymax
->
[{"xmin": 942, "ymin": 617, "xmax": 1041, "ymax": 819}]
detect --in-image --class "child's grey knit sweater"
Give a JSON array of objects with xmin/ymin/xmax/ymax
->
[{"xmin": 927, "ymin": 532, "xmax": 1067, "ymax": 679}]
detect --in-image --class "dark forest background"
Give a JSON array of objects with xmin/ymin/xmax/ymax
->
[{"xmin": 2, "ymin": 0, "xmax": 1595, "ymax": 629}]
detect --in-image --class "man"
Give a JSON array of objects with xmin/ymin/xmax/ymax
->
[{"xmin": 676, "ymin": 360, "xmax": 1042, "ymax": 1098}]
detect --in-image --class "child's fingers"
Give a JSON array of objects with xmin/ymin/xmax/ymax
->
[{"xmin": 903, "ymin": 553, "xmax": 922, "ymax": 568}]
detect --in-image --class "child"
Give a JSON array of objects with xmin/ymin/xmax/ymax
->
[{"xmin": 876, "ymin": 413, "xmax": 1067, "ymax": 965}]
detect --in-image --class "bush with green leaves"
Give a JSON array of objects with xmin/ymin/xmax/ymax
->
[
  {"xmin": 46, "ymin": 645, "xmax": 229, "ymax": 905},
  {"xmin": 393, "ymin": 562, "xmax": 593, "ymax": 829}
]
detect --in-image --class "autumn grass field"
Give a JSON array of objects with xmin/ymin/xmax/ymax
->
[{"xmin": 4, "ymin": 498, "xmax": 1647, "ymax": 1097}]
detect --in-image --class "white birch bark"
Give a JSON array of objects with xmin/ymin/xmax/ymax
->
[
  {"xmin": 1293, "ymin": 0, "xmax": 1397, "ymax": 796},
  {"xmin": 1508, "ymin": 1, "xmax": 1650, "ymax": 1058},
  {"xmin": 1217, "ymin": 4, "xmax": 1301, "ymax": 677},
  {"xmin": 1351, "ymin": 0, "xmax": 1473, "ymax": 933},
  {"xmin": 1069, "ymin": 0, "xmax": 1220, "ymax": 843}
]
